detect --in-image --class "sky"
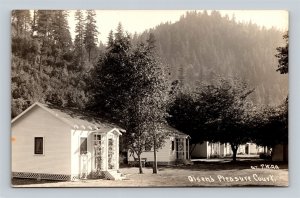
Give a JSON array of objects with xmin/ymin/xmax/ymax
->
[{"xmin": 68, "ymin": 10, "xmax": 289, "ymax": 44}]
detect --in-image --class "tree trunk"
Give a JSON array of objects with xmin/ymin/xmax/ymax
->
[
  {"xmin": 138, "ymin": 153, "xmax": 143, "ymax": 174},
  {"xmin": 153, "ymin": 139, "xmax": 158, "ymax": 174},
  {"xmin": 231, "ymin": 144, "xmax": 238, "ymax": 162}
]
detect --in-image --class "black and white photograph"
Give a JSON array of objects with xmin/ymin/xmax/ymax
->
[{"xmin": 11, "ymin": 10, "xmax": 288, "ymax": 187}]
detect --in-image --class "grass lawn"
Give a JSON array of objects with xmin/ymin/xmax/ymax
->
[{"xmin": 11, "ymin": 160, "xmax": 288, "ymax": 187}]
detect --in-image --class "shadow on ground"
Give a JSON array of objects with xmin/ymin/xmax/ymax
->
[{"xmin": 157, "ymin": 159, "xmax": 288, "ymax": 172}]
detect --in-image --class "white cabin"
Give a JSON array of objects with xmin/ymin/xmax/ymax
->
[
  {"xmin": 127, "ymin": 126, "xmax": 190, "ymax": 165},
  {"xmin": 11, "ymin": 102, "xmax": 124, "ymax": 181}
]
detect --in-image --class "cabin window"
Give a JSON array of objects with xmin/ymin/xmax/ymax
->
[
  {"xmin": 172, "ymin": 140, "xmax": 175, "ymax": 151},
  {"xmin": 34, "ymin": 137, "xmax": 44, "ymax": 155},
  {"xmin": 80, "ymin": 137, "xmax": 87, "ymax": 154}
]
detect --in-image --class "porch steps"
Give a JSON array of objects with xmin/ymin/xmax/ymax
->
[{"xmin": 103, "ymin": 170, "xmax": 126, "ymax": 180}]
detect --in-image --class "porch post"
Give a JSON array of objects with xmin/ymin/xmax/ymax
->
[
  {"xmin": 183, "ymin": 138, "xmax": 186, "ymax": 160},
  {"xmin": 105, "ymin": 133, "xmax": 108, "ymax": 171},
  {"xmin": 187, "ymin": 138, "xmax": 190, "ymax": 160},
  {"xmin": 116, "ymin": 134, "xmax": 119, "ymax": 170}
]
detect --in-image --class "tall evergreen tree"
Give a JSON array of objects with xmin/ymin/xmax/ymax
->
[
  {"xmin": 11, "ymin": 10, "xmax": 31, "ymax": 37},
  {"xmin": 52, "ymin": 10, "xmax": 73, "ymax": 66},
  {"xmin": 73, "ymin": 10, "xmax": 87, "ymax": 70},
  {"xmin": 84, "ymin": 10, "xmax": 98, "ymax": 62}
]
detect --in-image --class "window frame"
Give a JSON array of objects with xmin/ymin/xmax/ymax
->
[
  {"xmin": 171, "ymin": 140, "xmax": 175, "ymax": 151},
  {"xmin": 34, "ymin": 137, "xmax": 44, "ymax": 155},
  {"xmin": 80, "ymin": 137, "xmax": 88, "ymax": 155}
]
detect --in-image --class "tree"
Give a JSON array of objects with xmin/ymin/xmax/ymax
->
[
  {"xmin": 11, "ymin": 10, "xmax": 43, "ymax": 117},
  {"xmin": 51, "ymin": 10, "xmax": 73, "ymax": 65},
  {"xmin": 73, "ymin": 10, "xmax": 88, "ymax": 70},
  {"xmin": 167, "ymin": 77, "xmax": 254, "ymax": 161},
  {"xmin": 251, "ymin": 99, "xmax": 288, "ymax": 149},
  {"xmin": 84, "ymin": 10, "xmax": 98, "ymax": 62},
  {"xmin": 11, "ymin": 10, "xmax": 91, "ymax": 117},
  {"xmin": 91, "ymin": 26, "xmax": 169, "ymax": 174},
  {"xmin": 91, "ymin": 24, "xmax": 132, "ymax": 118},
  {"xmin": 131, "ymin": 33, "xmax": 169, "ymax": 173},
  {"xmin": 11, "ymin": 10, "xmax": 31, "ymax": 37},
  {"xmin": 249, "ymin": 31, "xmax": 289, "ymax": 159},
  {"xmin": 201, "ymin": 78, "xmax": 255, "ymax": 161},
  {"xmin": 275, "ymin": 31, "xmax": 288, "ymax": 74}
]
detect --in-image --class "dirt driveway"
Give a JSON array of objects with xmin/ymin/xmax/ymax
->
[{"xmin": 12, "ymin": 160, "xmax": 288, "ymax": 187}]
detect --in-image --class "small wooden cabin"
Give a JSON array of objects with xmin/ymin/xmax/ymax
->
[
  {"xmin": 127, "ymin": 126, "xmax": 190, "ymax": 165},
  {"xmin": 272, "ymin": 144, "xmax": 288, "ymax": 161},
  {"xmin": 11, "ymin": 102, "xmax": 124, "ymax": 181}
]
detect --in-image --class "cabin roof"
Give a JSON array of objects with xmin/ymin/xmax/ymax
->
[
  {"xmin": 11, "ymin": 102, "xmax": 124, "ymax": 131},
  {"xmin": 163, "ymin": 125, "xmax": 190, "ymax": 138}
]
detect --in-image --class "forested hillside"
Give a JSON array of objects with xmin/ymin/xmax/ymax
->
[
  {"xmin": 140, "ymin": 11, "xmax": 288, "ymax": 105},
  {"xmin": 11, "ymin": 10, "xmax": 98, "ymax": 117},
  {"xmin": 11, "ymin": 10, "xmax": 288, "ymax": 118}
]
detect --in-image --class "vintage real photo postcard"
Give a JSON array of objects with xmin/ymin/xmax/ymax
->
[{"xmin": 11, "ymin": 10, "xmax": 288, "ymax": 187}]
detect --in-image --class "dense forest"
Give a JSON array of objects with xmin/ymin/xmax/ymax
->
[
  {"xmin": 11, "ymin": 10, "xmax": 98, "ymax": 117},
  {"xmin": 11, "ymin": 10, "xmax": 288, "ymax": 118},
  {"xmin": 139, "ymin": 11, "xmax": 288, "ymax": 106}
]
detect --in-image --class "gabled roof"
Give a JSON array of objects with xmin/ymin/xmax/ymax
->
[
  {"xmin": 162, "ymin": 124, "xmax": 190, "ymax": 139},
  {"xmin": 11, "ymin": 102, "xmax": 124, "ymax": 131}
]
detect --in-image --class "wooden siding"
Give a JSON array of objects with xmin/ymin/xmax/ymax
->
[
  {"xmin": 220, "ymin": 143, "xmax": 231, "ymax": 156},
  {"xmin": 127, "ymin": 137, "xmax": 189, "ymax": 163},
  {"xmin": 191, "ymin": 142, "xmax": 208, "ymax": 158},
  {"xmin": 237, "ymin": 143, "xmax": 261, "ymax": 155},
  {"xmin": 128, "ymin": 138, "xmax": 174, "ymax": 163},
  {"xmin": 272, "ymin": 144, "xmax": 288, "ymax": 161},
  {"xmin": 11, "ymin": 105, "xmax": 71, "ymax": 175},
  {"xmin": 192, "ymin": 142, "xmax": 264, "ymax": 159}
]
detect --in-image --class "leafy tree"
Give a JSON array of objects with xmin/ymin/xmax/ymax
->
[
  {"xmin": 91, "ymin": 26, "xmax": 169, "ymax": 173},
  {"xmin": 249, "ymin": 31, "xmax": 289, "ymax": 160},
  {"xmin": 201, "ymin": 78, "xmax": 255, "ymax": 161},
  {"xmin": 131, "ymin": 33, "xmax": 169, "ymax": 173},
  {"xmin": 251, "ymin": 99, "xmax": 288, "ymax": 148},
  {"xmin": 168, "ymin": 77, "xmax": 254, "ymax": 161}
]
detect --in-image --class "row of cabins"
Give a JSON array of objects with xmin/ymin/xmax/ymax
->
[
  {"xmin": 11, "ymin": 102, "xmax": 287, "ymax": 181},
  {"xmin": 191, "ymin": 142, "xmax": 267, "ymax": 159}
]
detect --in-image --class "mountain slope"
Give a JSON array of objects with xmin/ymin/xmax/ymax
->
[{"xmin": 141, "ymin": 11, "xmax": 288, "ymax": 105}]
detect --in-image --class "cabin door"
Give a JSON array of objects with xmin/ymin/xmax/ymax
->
[
  {"xmin": 245, "ymin": 144, "xmax": 249, "ymax": 155},
  {"xmin": 175, "ymin": 138, "xmax": 184, "ymax": 159},
  {"xmin": 79, "ymin": 137, "xmax": 88, "ymax": 179}
]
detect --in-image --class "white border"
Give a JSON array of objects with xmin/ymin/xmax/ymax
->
[{"xmin": 1, "ymin": 0, "xmax": 300, "ymax": 197}]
